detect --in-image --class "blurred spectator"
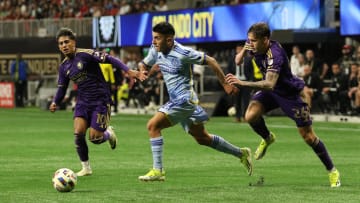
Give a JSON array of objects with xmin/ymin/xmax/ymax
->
[
  {"xmin": 336, "ymin": 44, "xmax": 355, "ymax": 76},
  {"xmin": 118, "ymin": 0, "xmax": 131, "ymax": 15},
  {"xmin": 305, "ymin": 49, "xmax": 330, "ymax": 80},
  {"xmin": 321, "ymin": 63, "xmax": 349, "ymax": 114},
  {"xmin": 0, "ymin": 0, "xmax": 175, "ymax": 20},
  {"xmin": 131, "ymin": 0, "xmax": 145, "ymax": 13},
  {"xmin": 290, "ymin": 45, "xmax": 304, "ymax": 78},
  {"xmin": 353, "ymin": 64, "xmax": 360, "ymax": 115},
  {"xmin": 355, "ymin": 46, "xmax": 360, "ymax": 65},
  {"xmin": 76, "ymin": 0, "xmax": 91, "ymax": 17},
  {"xmin": 346, "ymin": 63, "xmax": 359, "ymax": 114},
  {"xmin": 90, "ymin": 2, "xmax": 103, "ymax": 17},
  {"xmin": 155, "ymin": 0, "xmax": 168, "ymax": 11},
  {"xmin": 303, "ymin": 64, "xmax": 322, "ymax": 110},
  {"xmin": 143, "ymin": 1, "xmax": 156, "ymax": 12},
  {"xmin": 10, "ymin": 53, "xmax": 29, "ymax": 107}
]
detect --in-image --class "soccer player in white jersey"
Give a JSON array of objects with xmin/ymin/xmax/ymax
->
[{"xmin": 137, "ymin": 22, "xmax": 252, "ymax": 181}]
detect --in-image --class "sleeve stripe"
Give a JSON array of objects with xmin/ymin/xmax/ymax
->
[{"xmin": 173, "ymin": 46, "xmax": 190, "ymax": 56}]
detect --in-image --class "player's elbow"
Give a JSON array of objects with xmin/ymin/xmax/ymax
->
[{"xmin": 205, "ymin": 55, "xmax": 216, "ymax": 66}]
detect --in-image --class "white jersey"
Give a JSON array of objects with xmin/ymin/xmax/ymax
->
[{"xmin": 143, "ymin": 41, "xmax": 205, "ymax": 104}]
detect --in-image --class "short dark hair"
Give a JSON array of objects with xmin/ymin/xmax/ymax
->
[
  {"xmin": 56, "ymin": 27, "xmax": 76, "ymax": 41},
  {"xmin": 152, "ymin": 22, "xmax": 175, "ymax": 36},
  {"xmin": 248, "ymin": 22, "xmax": 271, "ymax": 39}
]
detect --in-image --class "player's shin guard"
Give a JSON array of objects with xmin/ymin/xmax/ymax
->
[
  {"xmin": 74, "ymin": 133, "xmax": 89, "ymax": 161},
  {"xmin": 249, "ymin": 117, "xmax": 271, "ymax": 140},
  {"xmin": 310, "ymin": 138, "xmax": 334, "ymax": 171}
]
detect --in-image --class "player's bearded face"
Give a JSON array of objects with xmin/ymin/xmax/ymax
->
[{"xmin": 58, "ymin": 36, "xmax": 76, "ymax": 56}]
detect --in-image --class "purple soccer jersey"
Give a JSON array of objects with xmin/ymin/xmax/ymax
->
[
  {"xmin": 54, "ymin": 48, "xmax": 128, "ymax": 105},
  {"xmin": 252, "ymin": 40, "xmax": 305, "ymax": 96},
  {"xmin": 250, "ymin": 40, "xmax": 311, "ymax": 127},
  {"xmin": 53, "ymin": 48, "xmax": 129, "ymax": 131}
]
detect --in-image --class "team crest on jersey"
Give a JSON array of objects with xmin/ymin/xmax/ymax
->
[
  {"xmin": 170, "ymin": 58, "xmax": 181, "ymax": 67},
  {"xmin": 267, "ymin": 58, "xmax": 274, "ymax": 66},
  {"xmin": 77, "ymin": 62, "xmax": 83, "ymax": 70}
]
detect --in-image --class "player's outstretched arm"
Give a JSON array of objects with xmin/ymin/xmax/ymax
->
[
  {"xmin": 226, "ymin": 71, "xmax": 278, "ymax": 91},
  {"xmin": 205, "ymin": 55, "xmax": 237, "ymax": 95}
]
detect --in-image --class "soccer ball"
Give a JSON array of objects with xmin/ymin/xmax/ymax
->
[
  {"xmin": 227, "ymin": 106, "xmax": 236, "ymax": 116},
  {"xmin": 52, "ymin": 168, "xmax": 77, "ymax": 192}
]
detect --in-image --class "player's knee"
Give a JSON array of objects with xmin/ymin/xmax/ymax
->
[
  {"xmin": 244, "ymin": 111, "xmax": 258, "ymax": 123},
  {"xmin": 146, "ymin": 121, "xmax": 154, "ymax": 132},
  {"xmin": 147, "ymin": 120, "xmax": 161, "ymax": 135},
  {"xmin": 302, "ymin": 133, "xmax": 318, "ymax": 146}
]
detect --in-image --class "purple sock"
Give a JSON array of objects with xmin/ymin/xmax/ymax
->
[
  {"xmin": 75, "ymin": 133, "xmax": 88, "ymax": 161},
  {"xmin": 249, "ymin": 117, "xmax": 271, "ymax": 140},
  {"xmin": 312, "ymin": 139, "xmax": 334, "ymax": 171}
]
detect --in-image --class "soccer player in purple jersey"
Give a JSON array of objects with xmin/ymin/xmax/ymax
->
[
  {"xmin": 49, "ymin": 28, "xmax": 147, "ymax": 176},
  {"xmin": 225, "ymin": 22, "xmax": 340, "ymax": 187}
]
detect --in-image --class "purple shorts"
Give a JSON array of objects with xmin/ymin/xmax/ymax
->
[
  {"xmin": 252, "ymin": 90, "xmax": 312, "ymax": 127},
  {"xmin": 74, "ymin": 103, "xmax": 111, "ymax": 132}
]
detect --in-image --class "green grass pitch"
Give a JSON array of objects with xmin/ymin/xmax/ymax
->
[{"xmin": 0, "ymin": 108, "xmax": 359, "ymax": 203}]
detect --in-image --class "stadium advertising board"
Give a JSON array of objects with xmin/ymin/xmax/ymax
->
[
  {"xmin": 0, "ymin": 82, "xmax": 14, "ymax": 108},
  {"xmin": 0, "ymin": 54, "xmax": 61, "ymax": 79},
  {"xmin": 113, "ymin": 0, "xmax": 320, "ymax": 46},
  {"xmin": 340, "ymin": 0, "xmax": 360, "ymax": 35}
]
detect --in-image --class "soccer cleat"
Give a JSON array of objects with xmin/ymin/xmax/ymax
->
[
  {"xmin": 138, "ymin": 168, "xmax": 165, "ymax": 181},
  {"xmin": 76, "ymin": 168, "xmax": 92, "ymax": 176},
  {"xmin": 329, "ymin": 169, "xmax": 341, "ymax": 188},
  {"xmin": 239, "ymin": 147, "xmax": 253, "ymax": 176},
  {"xmin": 107, "ymin": 126, "xmax": 117, "ymax": 150},
  {"xmin": 254, "ymin": 132, "xmax": 276, "ymax": 160}
]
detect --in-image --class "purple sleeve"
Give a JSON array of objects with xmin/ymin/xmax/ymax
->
[
  {"xmin": 53, "ymin": 86, "xmax": 67, "ymax": 105},
  {"xmin": 104, "ymin": 54, "xmax": 129, "ymax": 72},
  {"xmin": 82, "ymin": 49, "xmax": 130, "ymax": 72},
  {"xmin": 53, "ymin": 65, "xmax": 69, "ymax": 105}
]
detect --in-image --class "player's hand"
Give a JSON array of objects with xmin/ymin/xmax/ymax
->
[
  {"xmin": 136, "ymin": 70, "xmax": 148, "ymax": 82},
  {"xmin": 49, "ymin": 102, "xmax": 57, "ymax": 113},
  {"xmin": 225, "ymin": 73, "xmax": 243, "ymax": 87},
  {"xmin": 244, "ymin": 40, "xmax": 254, "ymax": 51},
  {"xmin": 128, "ymin": 69, "xmax": 148, "ymax": 82},
  {"xmin": 223, "ymin": 82, "xmax": 239, "ymax": 96}
]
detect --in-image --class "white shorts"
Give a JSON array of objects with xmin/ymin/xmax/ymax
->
[{"xmin": 159, "ymin": 99, "xmax": 209, "ymax": 133}]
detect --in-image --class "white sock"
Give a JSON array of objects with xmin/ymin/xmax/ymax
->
[{"xmin": 150, "ymin": 136, "xmax": 163, "ymax": 170}]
